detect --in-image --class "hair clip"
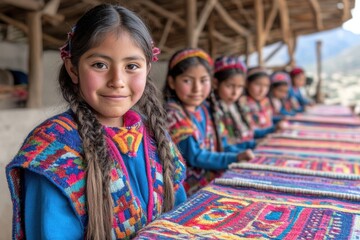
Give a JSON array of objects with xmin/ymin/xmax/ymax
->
[
  {"xmin": 151, "ymin": 41, "xmax": 161, "ymax": 62},
  {"xmin": 59, "ymin": 26, "xmax": 76, "ymax": 61}
]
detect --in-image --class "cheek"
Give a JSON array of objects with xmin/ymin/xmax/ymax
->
[{"xmin": 130, "ymin": 73, "xmax": 147, "ymax": 97}]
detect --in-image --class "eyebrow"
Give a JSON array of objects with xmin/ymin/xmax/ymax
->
[
  {"xmin": 86, "ymin": 53, "xmax": 146, "ymax": 62},
  {"xmin": 182, "ymin": 74, "xmax": 210, "ymax": 79}
]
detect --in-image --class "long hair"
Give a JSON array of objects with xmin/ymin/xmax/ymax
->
[
  {"xmin": 164, "ymin": 48, "xmax": 223, "ymax": 151},
  {"xmin": 58, "ymin": 4, "xmax": 174, "ymax": 239},
  {"xmin": 214, "ymin": 68, "xmax": 251, "ymax": 136}
]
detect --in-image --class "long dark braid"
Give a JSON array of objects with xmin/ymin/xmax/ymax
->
[
  {"xmin": 137, "ymin": 79, "xmax": 175, "ymax": 211},
  {"xmin": 208, "ymin": 91, "xmax": 224, "ymax": 152},
  {"xmin": 59, "ymin": 64, "xmax": 113, "ymax": 240}
]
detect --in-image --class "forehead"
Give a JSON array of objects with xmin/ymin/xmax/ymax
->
[
  {"xmin": 249, "ymin": 76, "xmax": 270, "ymax": 84},
  {"xmin": 180, "ymin": 64, "xmax": 210, "ymax": 76},
  {"xmin": 222, "ymin": 74, "xmax": 245, "ymax": 84}
]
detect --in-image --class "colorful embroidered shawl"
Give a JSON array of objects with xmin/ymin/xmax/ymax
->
[
  {"xmin": 240, "ymin": 95, "xmax": 273, "ymax": 129},
  {"xmin": 165, "ymin": 100, "xmax": 222, "ymax": 195},
  {"xmin": 6, "ymin": 110, "xmax": 186, "ymax": 239},
  {"xmin": 219, "ymin": 100, "xmax": 254, "ymax": 143}
]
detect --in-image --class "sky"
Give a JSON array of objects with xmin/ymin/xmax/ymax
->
[{"xmin": 343, "ymin": 0, "xmax": 360, "ymax": 34}]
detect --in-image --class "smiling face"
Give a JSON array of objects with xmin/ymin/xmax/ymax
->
[
  {"xmin": 168, "ymin": 64, "xmax": 211, "ymax": 112},
  {"xmin": 65, "ymin": 31, "xmax": 148, "ymax": 127},
  {"xmin": 216, "ymin": 74, "xmax": 245, "ymax": 105},
  {"xmin": 247, "ymin": 75, "xmax": 270, "ymax": 101}
]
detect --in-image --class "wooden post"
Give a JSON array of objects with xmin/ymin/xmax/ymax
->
[
  {"xmin": 208, "ymin": 15, "xmax": 216, "ymax": 58},
  {"xmin": 27, "ymin": 11, "xmax": 43, "ymax": 108},
  {"xmin": 315, "ymin": 40, "xmax": 324, "ymax": 103},
  {"xmin": 186, "ymin": 0, "xmax": 197, "ymax": 47},
  {"xmin": 255, "ymin": 0, "xmax": 264, "ymax": 66}
]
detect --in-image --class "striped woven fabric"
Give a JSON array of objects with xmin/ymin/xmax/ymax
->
[
  {"xmin": 250, "ymin": 155, "xmax": 360, "ymax": 174},
  {"xmin": 286, "ymin": 114, "xmax": 360, "ymax": 126},
  {"xmin": 305, "ymin": 105, "xmax": 354, "ymax": 117},
  {"xmin": 270, "ymin": 129, "xmax": 360, "ymax": 143},
  {"xmin": 135, "ymin": 184, "xmax": 360, "ymax": 239},
  {"xmin": 135, "ymin": 105, "xmax": 360, "ymax": 239}
]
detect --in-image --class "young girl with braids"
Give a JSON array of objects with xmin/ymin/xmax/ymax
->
[
  {"xmin": 213, "ymin": 56, "xmax": 256, "ymax": 149},
  {"xmin": 240, "ymin": 67, "xmax": 286, "ymax": 139},
  {"xmin": 269, "ymin": 71, "xmax": 299, "ymax": 122},
  {"xmin": 6, "ymin": 4, "xmax": 186, "ymax": 240},
  {"xmin": 164, "ymin": 48, "xmax": 254, "ymax": 196}
]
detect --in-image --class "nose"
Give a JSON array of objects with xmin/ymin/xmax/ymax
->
[
  {"xmin": 192, "ymin": 80, "xmax": 200, "ymax": 92},
  {"xmin": 108, "ymin": 67, "xmax": 125, "ymax": 88}
]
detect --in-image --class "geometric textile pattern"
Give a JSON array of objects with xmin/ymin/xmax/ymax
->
[{"xmin": 135, "ymin": 184, "xmax": 360, "ymax": 239}]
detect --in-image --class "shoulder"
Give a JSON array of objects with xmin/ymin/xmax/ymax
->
[{"xmin": 8, "ymin": 110, "xmax": 84, "ymax": 177}]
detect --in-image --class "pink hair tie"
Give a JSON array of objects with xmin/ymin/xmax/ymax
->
[
  {"xmin": 59, "ymin": 26, "xmax": 76, "ymax": 61},
  {"xmin": 151, "ymin": 41, "xmax": 161, "ymax": 62}
]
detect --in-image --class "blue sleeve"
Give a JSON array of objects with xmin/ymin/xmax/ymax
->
[
  {"xmin": 177, "ymin": 136, "xmax": 238, "ymax": 170},
  {"xmin": 254, "ymin": 125, "xmax": 276, "ymax": 139},
  {"xmin": 235, "ymin": 140, "xmax": 256, "ymax": 150},
  {"xmin": 279, "ymin": 107, "xmax": 296, "ymax": 116},
  {"xmin": 174, "ymin": 184, "xmax": 187, "ymax": 207},
  {"xmin": 272, "ymin": 115, "xmax": 283, "ymax": 125},
  {"xmin": 221, "ymin": 136, "xmax": 248, "ymax": 153},
  {"xmin": 24, "ymin": 170, "xmax": 83, "ymax": 240}
]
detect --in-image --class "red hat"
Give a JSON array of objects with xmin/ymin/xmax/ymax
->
[{"xmin": 290, "ymin": 67, "xmax": 304, "ymax": 78}]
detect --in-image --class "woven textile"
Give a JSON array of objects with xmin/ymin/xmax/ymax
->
[
  {"xmin": 287, "ymin": 114, "xmax": 360, "ymax": 126},
  {"xmin": 220, "ymin": 167, "xmax": 360, "ymax": 198},
  {"xmin": 135, "ymin": 184, "xmax": 360, "ymax": 239},
  {"xmin": 286, "ymin": 121, "xmax": 360, "ymax": 132},
  {"xmin": 258, "ymin": 138, "xmax": 360, "ymax": 153},
  {"xmin": 271, "ymin": 129, "xmax": 360, "ymax": 143},
  {"xmin": 250, "ymin": 155, "xmax": 360, "ymax": 174},
  {"xmin": 305, "ymin": 105, "xmax": 353, "ymax": 116}
]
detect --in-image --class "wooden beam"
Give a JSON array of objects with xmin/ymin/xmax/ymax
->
[
  {"xmin": 42, "ymin": 0, "xmax": 60, "ymax": 16},
  {"xmin": 0, "ymin": 13, "xmax": 63, "ymax": 46},
  {"xmin": 342, "ymin": 0, "xmax": 351, "ymax": 21},
  {"xmin": 2, "ymin": 0, "xmax": 44, "ymax": 11},
  {"xmin": 315, "ymin": 40, "xmax": 323, "ymax": 103},
  {"xmin": 207, "ymin": 14, "xmax": 216, "ymax": 58},
  {"xmin": 231, "ymin": 0, "xmax": 254, "ymax": 26},
  {"xmin": 264, "ymin": 41, "xmax": 284, "ymax": 63},
  {"xmin": 159, "ymin": 19, "xmax": 173, "ymax": 49},
  {"xmin": 255, "ymin": 0, "xmax": 264, "ymax": 66},
  {"xmin": 186, "ymin": 0, "xmax": 197, "ymax": 47},
  {"xmin": 214, "ymin": 2, "xmax": 250, "ymax": 37},
  {"xmin": 138, "ymin": 0, "xmax": 186, "ymax": 27},
  {"xmin": 27, "ymin": 11, "xmax": 43, "ymax": 108},
  {"xmin": 287, "ymin": 36, "xmax": 296, "ymax": 67},
  {"xmin": 193, "ymin": 0, "xmax": 217, "ymax": 46},
  {"xmin": 277, "ymin": 0, "xmax": 291, "ymax": 45},
  {"xmin": 264, "ymin": 0, "xmax": 279, "ymax": 40},
  {"xmin": 307, "ymin": 0, "xmax": 324, "ymax": 30},
  {"xmin": 212, "ymin": 30, "xmax": 232, "ymax": 44}
]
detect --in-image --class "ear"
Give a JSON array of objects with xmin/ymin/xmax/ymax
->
[
  {"xmin": 167, "ymin": 76, "xmax": 175, "ymax": 90},
  {"xmin": 212, "ymin": 78, "xmax": 218, "ymax": 89},
  {"xmin": 64, "ymin": 58, "xmax": 79, "ymax": 84}
]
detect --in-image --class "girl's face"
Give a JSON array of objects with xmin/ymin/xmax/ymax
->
[
  {"xmin": 168, "ymin": 64, "xmax": 211, "ymax": 112},
  {"xmin": 247, "ymin": 76, "xmax": 270, "ymax": 101},
  {"xmin": 66, "ymin": 31, "xmax": 148, "ymax": 127},
  {"xmin": 272, "ymin": 84, "xmax": 289, "ymax": 99},
  {"xmin": 216, "ymin": 74, "xmax": 245, "ymax": 105},
  {"xmin": 293, "ymin": 73, "xmax": 306, "ymax": 88}
]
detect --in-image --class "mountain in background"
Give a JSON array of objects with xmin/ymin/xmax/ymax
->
[{"xmin": 256, "ymin": 27, "xmax": 360, "ymax": 73}]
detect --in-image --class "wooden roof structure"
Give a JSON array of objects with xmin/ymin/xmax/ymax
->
[{"xmin": 0, "ymin": 0, "xmax": 355, "ymax": 107}]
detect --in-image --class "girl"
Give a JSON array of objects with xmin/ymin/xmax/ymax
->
[
  {"xmin": 213, "ymin": 56, "xmax": 256, "ymax": 148},
  {"xmin": 241, "ymin": 67, "xmax": 285, "ymax": 138},
  {"xmin": 6, "ymin": 4, "xmax": 186, "ymax": 240},
  {"xmin": 269, "ymin": 71, "xmax": 298, "ymax": 122},
  {"xmin": 164, "ymin": 48, "xmax": 254, "ymax": 196},
  {"xmin": 289, "ymin": 67, "xmax": 314, "ymax": 111}
]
